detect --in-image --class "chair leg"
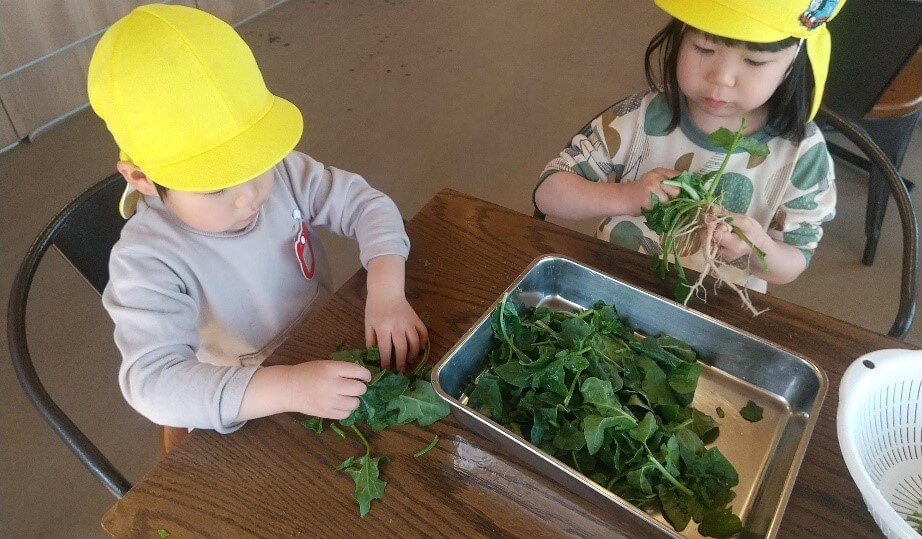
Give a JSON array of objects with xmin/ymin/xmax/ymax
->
[
  {"xmin": 859, "ymin": 112, "xmax": 921, "ymax": 265},
  {"xmin": 159, "ymin": 426, "xmax": 189, "ymax": 456},
  {"xmin": 863, "ymin": 168, "xmax": 889, "ymax": 265}
]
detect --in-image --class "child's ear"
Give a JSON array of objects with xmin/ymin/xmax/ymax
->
[{"xmin": 116, "ymin": 161, "xmax": 159, "ymax": 197}]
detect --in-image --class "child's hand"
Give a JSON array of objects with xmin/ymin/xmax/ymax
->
[
  {"xmin": 625, "ymin": 168, "xmax": 682, "ymax": 214},
  {"xmin": 365, "ymin": 255, "xmax": 428, "ymax": 373},
  {"xmin": 286, "ymin": 360, "xmax": 371, "ymax": 420},
  {"xmin": 365, "ymin": 291, "xmax": 428, "ymax": 373},
  {"xmin": 706, "ymin": 212, "xmax": 768, "ymax": 266}
]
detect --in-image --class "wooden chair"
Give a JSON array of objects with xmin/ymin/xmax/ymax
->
[
  {"xmin": 7, "ymin": 174, "xmax": 186, "ymax": 499},
  {"xmin": 824, "ymin": 0, "xmax": 922, "ymax": 265}
]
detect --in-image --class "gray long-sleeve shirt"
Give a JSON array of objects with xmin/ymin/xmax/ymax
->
[{"xmin": 103, "ymin": 151, "xmax": 410, "ymax": 432}]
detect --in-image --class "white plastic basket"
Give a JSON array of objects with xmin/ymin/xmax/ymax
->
[{"xmin": 838, "ymin": 349, "xmax": 922, "ymax": 538}]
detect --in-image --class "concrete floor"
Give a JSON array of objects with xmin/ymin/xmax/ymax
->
[{"xmin": 1, "ymin": 1, "xmax": 920, "ymax": 536}]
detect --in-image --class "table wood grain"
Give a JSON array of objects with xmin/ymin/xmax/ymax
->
[{"xmin": 102, "ymin": 189, "xmax": 904, "ymax": 538}]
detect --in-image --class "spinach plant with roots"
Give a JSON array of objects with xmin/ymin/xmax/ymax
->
[{"xmin": 641, "ymin": 120, "xmax": 770, "ymax": 314}]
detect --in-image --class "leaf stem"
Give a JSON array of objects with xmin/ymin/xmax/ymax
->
[
  {"xmin": 499, "ymin": 293, "xmax": 528, "ymax": 360},
  {"xmin": 646, "ymin": 451, "xmax": 693, "ymax": 496},
  {"xmin": 411, "ymin": 339, "xmax": 432, "ymax": 378},
  {"xmin": 330, "ymin": 423, "xmax": 347, "ymax": 438},
  {"xmin": 662, "ymin": 180, "xmax": 701, "ymax": 201},
  {"xmin": 350, "ymin": 425, "xmax": 371, "ymax": 458},
  {"xmin": 413, "ymin": 435, "xmax": 440, "ymax": 458},
  {"xmin": 534, "ymin": 319, "xmax": 557, "ymax": 335},
  {"xmin": 706, "ymin": 119, "xmax": 745, "ymax": 198}
]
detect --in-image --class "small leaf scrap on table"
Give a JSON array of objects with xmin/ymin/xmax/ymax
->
[
  {"xmin": 299, "ymin": 343, "xmax": 450, "ymax": 517},
  {"xmin": 467, "ymin": 295, "xmax": 743, "ymax": 537}
]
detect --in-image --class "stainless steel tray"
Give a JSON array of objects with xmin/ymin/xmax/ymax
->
[{"xmin": 431, "ymin": 255, "xmax": 827, "ymax": 538}]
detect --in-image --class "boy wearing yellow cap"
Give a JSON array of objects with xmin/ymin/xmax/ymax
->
[
  {"xmin": 535, "ymin": 0, "xmax": 844, "ymax": 292},
  {"xmin": 88, "ymin": 4, "xmax": 426, "ymax": 432}
]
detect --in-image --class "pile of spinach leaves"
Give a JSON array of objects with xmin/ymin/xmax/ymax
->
[
  {"xmin": 467, "ymin": 295, "xmax": 743, "ymax": 537},
  {"xmin": 300, "ymin": 344, "xmax": 450, "ymax": 517}
]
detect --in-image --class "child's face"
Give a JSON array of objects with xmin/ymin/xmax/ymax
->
[
  {"xmin": 676, "ymin": 30, "xmax": 799, "ymax": 132},
  {"xmin": 162, "ymin": 169, "xmax": 276, "ymax": 233}
]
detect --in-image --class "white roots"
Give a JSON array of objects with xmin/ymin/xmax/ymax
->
[{"xmin": 679, "ymin": 210, "xmax": 766, "ymax": 316}]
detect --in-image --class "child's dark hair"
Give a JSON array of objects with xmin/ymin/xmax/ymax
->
[
  {"xmin": 644, "ymin": 19, "xmax": 813, "ymax": 141},
  {"xmin": 153, "ymin": 182, "xmax": 169, "ymax": 198}
]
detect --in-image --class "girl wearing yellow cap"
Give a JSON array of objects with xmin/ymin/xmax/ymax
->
[{"xmin": 534, "ymin": 0, "xmax": 844, "ymax": 292}]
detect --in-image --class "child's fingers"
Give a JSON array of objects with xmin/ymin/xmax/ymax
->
[
  {"xmin": 365, "ymin": 323, "xmax": 375, "ymax": 349},
  {"xmin": 336, "ymin": 362, "xmax": 372, "ymax": 383},
  {"xmin": 376, "ymin": 328, "xmax": 393, "ymax": 370},
  {"xmin": 405, "ymin": 328, "xmax": 420, "ymax": 363},
  {"xmin": 416, "ymin": 320, "xmax": 429, "ymax": 346},
  {"xmin": 660, "ymin": 182, "xmax": 680, "ymax": 197},
  {"xmin": 339, "ymin": 379, "xmax": 368, "ymax": 397},
  {"xmin": 392, "ymin": 334, "xmax": 408, "ymax": 373},
  {"xmin": 332, "ymin": 395, "xmax": 360, "ymax": 413}
]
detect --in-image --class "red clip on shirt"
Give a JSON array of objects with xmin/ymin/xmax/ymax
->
[{"xmin": 292, "ymin": 209, "xmax": 315, "ymax": 280}]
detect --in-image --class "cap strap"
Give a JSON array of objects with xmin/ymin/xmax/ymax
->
[{"xmin": 805, "ymin": 25, "xmax": 832, "ymax": 121}]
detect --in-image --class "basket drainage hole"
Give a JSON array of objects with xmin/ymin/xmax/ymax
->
[{"xmin": 863, "ymin": 359, "xmax": 876, "ymax": 369}]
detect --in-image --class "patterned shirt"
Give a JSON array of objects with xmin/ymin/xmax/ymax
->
[{"xmin": 537, "ymin": 90, "xmax": 836, "ymax": 292}]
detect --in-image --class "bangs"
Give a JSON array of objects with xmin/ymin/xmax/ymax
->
[{"xmin": 687, "ymin": 27, "xmax": 801, "ymax": 52}]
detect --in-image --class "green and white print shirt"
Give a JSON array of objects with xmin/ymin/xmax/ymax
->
[{"xmin": 538, "ymin": 90, "xmax": 836, "ymax": 292}]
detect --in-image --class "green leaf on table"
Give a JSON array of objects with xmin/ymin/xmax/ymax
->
[
  {"xmin": 339, "ymin": 454, "xmax": 389, "ymax": 517},
  {"xmin": 157, "ymin": 530, "xmax": 170, "ymax": 538},
  {"xmin": 300, "ymin": 416, "xmax": 324, "ymax": 434},
  {"xmin": 386, "ymin": 380, "xmax": 450, "ymax": 426},
  {"xmin": 739, "ymin": 400, "xmax": 764, "ymax": 423}
]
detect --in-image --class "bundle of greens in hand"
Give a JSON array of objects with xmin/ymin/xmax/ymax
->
[
  {"xmin": 468, "ymin": 295, "xmax": 743, "ymax": 538},
  {"xmin": 641, "ymin": 121, "xmax": 769, "ymax": 314}
]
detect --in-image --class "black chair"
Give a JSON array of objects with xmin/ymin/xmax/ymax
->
[
  {"xmin": 824, "ymin": 0, "xmax": 922, "ymax": 266},
  {"xmin": 7, "ymin": 174, "xmax": 131, "ymax": 498},
  {"xmin": 817, "ymin": 105, "xmax": 918, "ymax": 340},
  {"xmin": 533, "ymin": 104, "xmax": 918, "ymax": 340}
]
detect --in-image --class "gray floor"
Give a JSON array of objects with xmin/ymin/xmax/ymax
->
[{"xmin": 1, "ymin": 1, "xmax": 919, "ymax": 536}]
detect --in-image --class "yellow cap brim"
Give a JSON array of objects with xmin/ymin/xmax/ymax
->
[
  {"xmin": 137, "ymin": 94, "xmax": 303, "ymax": 193},
  {"xmin": 654, "ymin": 0, "xmax": 791, "ymax": 43},
  {"xmin": 118, "ymin": 94, "xmax": 302, "ymax": 218}
]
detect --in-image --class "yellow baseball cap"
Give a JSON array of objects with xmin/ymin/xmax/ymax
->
[
  {"xmin": 654, "ymin": 0, "xmax": 847, "ymax": 121},
  {"xmin": 87, "ymin": 4, "xmax": 303, "ymax": 217}
]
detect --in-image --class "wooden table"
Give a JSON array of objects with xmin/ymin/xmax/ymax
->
[{"xmin": 103, "ymin": 189, "xmax": 903, "ymax": 537}]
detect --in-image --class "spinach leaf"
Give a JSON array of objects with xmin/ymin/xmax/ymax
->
[{"xmin": 740, "ymin": 400, "xmax": 764, "ymax": 423}]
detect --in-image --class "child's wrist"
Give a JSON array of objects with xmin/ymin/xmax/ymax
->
[
  {"xmin": 366, "ymin": 254, "xmax": 406, "ymax": 297},
  {"xmin": 609, "ymin": 182, "xmax": 645, "ymax": 216}
]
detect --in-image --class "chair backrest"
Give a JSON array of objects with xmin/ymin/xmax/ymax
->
[
  {"xmin": 6, "ymin": 173, "xmax": 131, "ymax": 498},
  {"xmin": 817, "ymin": 106, "xmax": 919, "ymax": 339},
  {"xmin": 825, "ymin": 0, "xmax": 922, "ymax": 119}
]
